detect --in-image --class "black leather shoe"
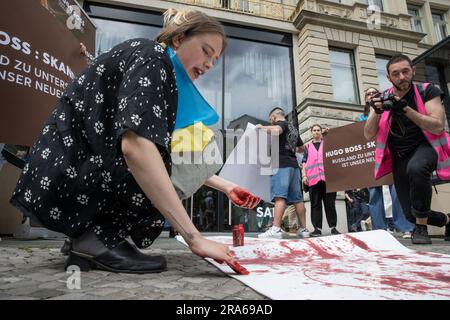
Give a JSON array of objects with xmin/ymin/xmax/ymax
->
[
  {"xmin": 66, "ymin": 241, "xmax": 167, "ymax": 274},
  {"xmin": 445, "ymin": 214, "xmax": 450, "ymax": 241},
  {"xmin": 411, "ymin": 224, "xmax": 432, "ymax": 245},
  {"xmin": 331, "ymin": 227, "xmax": 340, "ymax": 235},
  {"xmin": 310, "ymin": 228, "xmax": 322, "ymax": 237},
  {"xmin": 60, "ymin": 239, "xmax": 72, "ymax": 256}
]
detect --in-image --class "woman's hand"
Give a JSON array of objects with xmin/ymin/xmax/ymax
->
[
  {"xmin": 302, "ymin": 176, "xmax": 308, "ymax": 185},
  {"xmin": 79, "ymin": 42, "xmax": 87, "ymax": 55},
  {"xmin": 205, "ymin": 175, "xmax": 260, "ymax": 209},
  {"xmin": 79, "ymin": 42, "xmax": 93, "ymax": 63},
  {"xmin": 226, "ymin": 186, "xmax": 261, "ymax": 209},
  {"xmin": 321, "ymin": 127, "xmax": 330, "ymax": 136},
  {"xmin": 189, "ymin": 236, "xmax": 234, "ymax": 263}
]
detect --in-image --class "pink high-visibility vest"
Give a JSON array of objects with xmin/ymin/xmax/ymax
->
[
  {"xmin": 305, "ymin": 141, "xmax": 325, "ymax": 186},
  {"xmin": 374, "ymin": 83, "xmax": 450, "ymax": 181}
]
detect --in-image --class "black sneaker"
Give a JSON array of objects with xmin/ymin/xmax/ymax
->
[
  {"xmin": 331, "ymin": 227, "xmax": 340, "ymax": 235},
  {"xmin": 411, "ymin": 224, "xmax": 432, "ymax": 245},
  {"xmin": 445, "ymin": 214, "xmax": 450, "ymax": 241},
  {"xmin": 311, "ymin": 228, "xmax": 322, "ymax": 237}
]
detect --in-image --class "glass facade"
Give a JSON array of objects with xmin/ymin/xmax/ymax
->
[
  {"xmin": 330, "ymin": 48, "xmax": 360, "ymax": 104},
  {"xmin": 93, "ymin": 19, "xmax": 160, "ymax": 56},
  {"xmin": 85, "ymin": 2, "xmax": 295, "ymax": 232},
  {"xmin": 223, "ymin": 38, "xmax": 293, "ymax": 129}
]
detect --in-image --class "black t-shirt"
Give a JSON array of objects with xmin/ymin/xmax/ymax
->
[
  {"xmin": 275, "ymin": 120, "xmax": 303, "ymax": 168},
  {"xmin": 387, "ymin": 83, "xmax": 443, "ymax": 157}
]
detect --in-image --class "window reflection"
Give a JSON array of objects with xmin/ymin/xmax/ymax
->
[
  {"xmin": 376, "ymin": 55, "xmax": 391, "ymax": 91},
  {"xmin": 408, "ymin": 7, "xmax": 423, "ymax": 33},
  {"xmin": 223, "ymin": 38, "xmax": 294, "ymax": 129},
  {"xmin": 432, "ymin": 12, "xmax": 447, "ymax": 42},
  {"xmin": 93, "ymin": 18, "xmax": 160, "ymax": 56},
  {"xmin": 363, "ymin": 0, "xmax": 384, "ymax": 11},
  {"xmin": 330, "ymin": 48, "xmax": 359, "ymax": 104}
]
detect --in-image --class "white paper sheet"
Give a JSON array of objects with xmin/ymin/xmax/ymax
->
[
  {"xmin": 219, "ymin": 123, "xmax": 272, "ymax": 203},
  {"xmin": 177, "ymin": 230, "xmax": 450, "ymax": 300}
]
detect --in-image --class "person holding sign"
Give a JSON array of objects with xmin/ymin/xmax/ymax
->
[
  {"xmin": 365, "ymin": 54, "xmax": 450, "ymax": 245},
  {"xmin": 302, "ymin": 124, "xmax": 340, "ymax": 237},
  {"xmin": 10, "ymin": 8, "xmax": 260, "ymax": 274}
]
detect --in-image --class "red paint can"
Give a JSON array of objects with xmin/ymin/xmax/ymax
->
[{"xmin": 233, "ymin": 224, "xmax": 244, "ymax": 247}]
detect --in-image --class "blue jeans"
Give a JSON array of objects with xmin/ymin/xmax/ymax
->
[
  {"xmin": 368, "ymin": 185, "xmax": 414, "ymax": 232},
  {"xmin": 270, "ymin": 167, "xmax": 303, "ymax": 204}
]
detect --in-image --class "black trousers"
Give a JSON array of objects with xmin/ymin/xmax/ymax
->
[
  {"xmin": 310, "ymin": 180, "xmax": 337, "ymax": 229},
  {"xmin": 392, "ymin": 141, "xmax": 447, "ymax": 227}
]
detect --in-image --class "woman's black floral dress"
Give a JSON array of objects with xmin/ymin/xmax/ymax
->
[{"xmin": 11, "ymin": 39, "xmax": 178, "ymax": 249}]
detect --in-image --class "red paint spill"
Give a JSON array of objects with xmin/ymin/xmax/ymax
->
[
  {"xmin": 279, "ymin": 241, "xmax": 308, "ymax": 256},
  {"xmin": 251, "ymin": 270, "xmax": 269, "ymax": 274},
  {"xmin": 410, "ymin": 261, "xmax": 443, "ymax": 267},
  {"xmin": 345, "ymin": 234, "xmax": 371, "ymax": 251},
  {"xmin": 413, "ymin": 271, "xmax": 450, "ymax": 284},
  {"xmin": 307, "ymin": 241, "xmax": 340, "ymax": 259},
  {"xmin": 384, "ymin": 254, "xmax": 409, "ymax": 260},
  {"xmin": 223, "ymin": 236, "xmax": 450, "ymax": 298},
  {"xmin": 380, "ymin": 276, "xmax": 435, "ymax": 294}
]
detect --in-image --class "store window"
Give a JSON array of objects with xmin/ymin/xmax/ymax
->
[{"xmin": 84, "ymin": 2, "xmax": 295, "ymax": 232}]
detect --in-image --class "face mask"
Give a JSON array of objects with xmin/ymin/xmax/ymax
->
[{"xmin": 166, "ymin": 46, "xmax": 219, "ymax": 130}]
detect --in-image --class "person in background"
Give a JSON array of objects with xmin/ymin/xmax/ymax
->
[
  {"xmin": 256, "ymin": 107, "xmax": 310, "ymax": 239},
  {"xmin": 302, "ymin": 124, "xmax": 340, "ymax": 237},
  {"xmin": 365, "ymin": 54, "xmax": 450, "ymax": 244},
  {"xmin": 345, "ymin": 188, "xmax": 370, "ymax": 232},
  {"xmin": 362, "ymin": 88, "xmax": 414, "ymax": 239},
  {"xmin": 281, "ymin": 151, "xmax": 307, "ymax": 234}
]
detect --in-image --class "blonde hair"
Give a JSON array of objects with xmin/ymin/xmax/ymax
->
[{"xmin": 156, "ymin": 8, "xmax": 227, "ymax": 52}]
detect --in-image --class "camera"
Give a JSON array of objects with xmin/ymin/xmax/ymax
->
[{"xmin": 369, "ymin": 92, "xmax": 405, "ymax": 114}]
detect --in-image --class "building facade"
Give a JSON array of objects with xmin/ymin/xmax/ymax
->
[{"xmin": 78, "ymin": 0, "xmax": 450, "ymax": 233}]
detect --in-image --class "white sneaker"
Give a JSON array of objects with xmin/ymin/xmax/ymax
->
[
  {"xmin": 258, "ymin": 227, "xmax": 283, "ymax": 239},
  {"xmin": 297, "ymin": 227, "xmax": 310, "ymax": 238},
  {"xmin": 402, "ymin": 232, "xmax": 412, "ymax": 239},
  {"xmin": 360, "ymin": 220, "xmax": 367, "ymax": 231}
]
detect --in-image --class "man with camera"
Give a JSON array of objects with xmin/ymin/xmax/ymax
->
[{"xmin": 364, "ymin": 54, "xmax": 450, "ymax": 244}]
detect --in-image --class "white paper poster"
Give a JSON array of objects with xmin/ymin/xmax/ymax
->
[
  {"xmin": 178, "ymin": 230, "xmax": 450, "ymax": 300},
  {"xmin": 219, "ymin": 123, "xmax": 272, "ymax": 203}
]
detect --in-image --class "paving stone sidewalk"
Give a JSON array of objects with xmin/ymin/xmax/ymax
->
[{"xmin": 0, "ymin": 232, "xmax": 449, "ymax": 300}]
